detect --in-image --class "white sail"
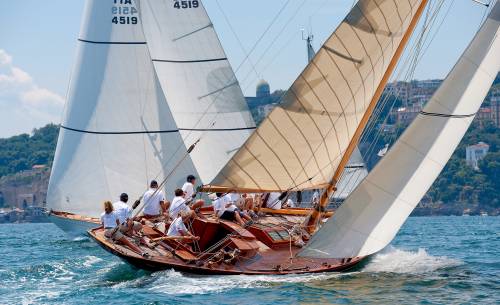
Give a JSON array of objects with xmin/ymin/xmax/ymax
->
[
  {"xmin": 139, "ymin": 0, "xmax": 256, "ymax": 184},
  {"xmin": 304, "ymin": 34, "xmax": 368, "ymax": 201},
  {"xmin": 47, "ymin": 0, "xmax": 198, "ymax": 217},
  {"xmin": 301, "ymin": 1, "xmax": 500, "ymax": 259},
  {"xmin": 207, "ymin": 0, "xmax": 423, "ymax": 192}
]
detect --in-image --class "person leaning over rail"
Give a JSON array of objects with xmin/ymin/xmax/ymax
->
[
  {"xmin": 142, "ymin": 180, "xmax": 169, "ymax": 219},
  {"xmin": 113, "ymin": 193, "xmax": 142, "ymax": 236},
  {"xmin": 181, "ymin": 174, "xmax": 204, "ymax": 211},
  {"xmin": 100, "ymin": 201, "xmax": 148, "ymax": 257}
]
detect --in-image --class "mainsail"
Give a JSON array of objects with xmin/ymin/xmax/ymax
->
[
  {"xmin": 301, "ymin": 1, "xmax": 500, "ymax": 259},
  {"xmin": 139, "ymin": 0, "xmax": 256, "ymax": 184},
  {"xmin": 48, "ymin": 0, "xmax": 254, "ymax": 218},
  {"xmin": 208, "ymin": 0, "xmax": 423, "ymax": 192},
  {"xmin": 303, "ymin": 32, "xmax": 369, "ymax": 201}
]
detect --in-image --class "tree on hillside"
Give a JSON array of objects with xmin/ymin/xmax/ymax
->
[{"xmin": 0, "ymin": 124, "xmax": 59, "ymax": 177}]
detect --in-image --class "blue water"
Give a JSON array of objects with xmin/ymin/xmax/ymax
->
[{"xmin": 0, "ymin": 217, "xmax": 498, "ymax": 305}]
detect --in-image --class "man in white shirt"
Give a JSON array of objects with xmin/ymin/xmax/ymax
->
[
  {"xmin": 167, "ymin": 210, "xmax": 199, "ymax": 241},
  {"xmin": 213, "ymin": 193, "xmax": 245, "ymax": 226},
  {"xmin": 113, "ymin": 193, "xmax": 142, "ymax": 235},
  {"xmin": 113, "ymin": 193, "xmax": 132, "ymax": 224},
  {"xmin": 142, "ymin": 180, "xmax": 168, "ymax": 218},
  {"xmin": 181, "ymin": 175, "xmax": 204, "ymax": 210},
  {"xmin": 169, "ymin": 188, "xmax": 190, "ymax": 219}
]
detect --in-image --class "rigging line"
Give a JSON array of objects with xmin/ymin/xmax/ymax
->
[
  {"xmin": 357, "ymin": 1, "xmax": 445, "ymax": 174},
  {"xmin": 362, "ymin": 0, "xmax": 444, "ymax": 143},
  {"xmin": 215, "ymin": 0, "xmax": 260, "ymax": 79},
  {"xmin": 360, "ymin": 24, "xmax": 426, "ymax": 160},
  {"xmin": 230, "ymin": 0, "xmax": 293, "ymax": 74},
  {"xmin": 302, "ymin": 2, "xmax": 444, "ymax": 197},
  {"xmin": 242, "ymin": 29, "xmax": 299, "ymax": 93},
  {"xmin": 239, "ymin": 0, "xmax": 308, "ymax": 90}
]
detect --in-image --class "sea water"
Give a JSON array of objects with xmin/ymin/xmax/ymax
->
[{"xmin": 0, "ymin": 216, "xmax": 498, "ymax": 304}]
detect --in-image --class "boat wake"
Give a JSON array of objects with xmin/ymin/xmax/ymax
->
[
  {"xmin": 116, "ymin": 270, "xmax": 349, "ymax": 295},
  {"xmin": 362, "ymin": 246, "xmax": 463, "ymax": 274},
  {"xmin": 119, "ymin": 246, "xmax": 463, "ymax": 296}
]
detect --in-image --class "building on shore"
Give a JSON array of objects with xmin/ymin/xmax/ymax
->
[
  {"xmin": 0, "ymin": 165, "xmax": 49, "ymax": 209},
  {"xmin": 245, "ymin": 79, "xmax": 282, "ymax": 124},
  {"xmin": 466, "ymin": 142, "xmax": 490, "ymax": 170},
  {"xmin": 485, "ymin": 84, "xmax": 500, "ymax": 127}
]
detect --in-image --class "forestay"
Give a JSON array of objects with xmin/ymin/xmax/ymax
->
[
  {"xmin": 300, "ymin": 1, "xmax": 500, "ymax": 258},
  {"xmin": 139, "ymin": 0, "xmax": 256, "ymax": 184},
  {"xmin": 209, "ymin": 0, "xmax": 423, "ymax": 192},
  {"xmin": 48, "ymin": 0, "xmax": 197, "ymax": 217}
]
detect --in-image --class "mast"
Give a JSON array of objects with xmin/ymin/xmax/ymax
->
[
  {"xmin": 302, "ymin": 29, "xmax": 315, "ymax": 63},
  {"xmin": 306, "ymin": 0, "xmax": 430, "ymax": 233}
]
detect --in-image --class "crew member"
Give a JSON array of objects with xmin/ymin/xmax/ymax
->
[
  {"xmin": 213, "ymin": 193, "xmax": 246, "ymax": 226},
  {"xmin": 167, "ymin": 210, "xmax": 199, "ymax": 241},
  {"xmin": 182, "ymin": 175, "xmax": 204, "ymax": 210},
  {"xmin": 100, "ymin": 201, "xmax": 146, "ymax": 256},
  {"xmin": 142, "ymin": 180, "xmax": 169, "ymax": 218},
  {"xmin": 169, "ymin": 188, "xmax": 190, "ymax": 219},
  {"xmin": 113, "ymin": 193, "xmax": 142, "ymax": 235}
]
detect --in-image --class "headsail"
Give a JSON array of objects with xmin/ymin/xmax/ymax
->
[
  {"xmin": 300, "ymin": 1, "xmax": 500, "ymax": 258},
  {"xmin": 48, "ymin": 0, "xmax": 198, "ymax": 217},
  {"xmin": 139, "ymin": 0, "xmax": 256, "ymax": 184},
  {"xmin": 208, "ymin": 0, "xmax": 423, "ymax": 192}
]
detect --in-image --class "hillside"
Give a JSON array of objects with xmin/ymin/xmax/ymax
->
[{"xmin": 0, "ymin": 124, "xmax": 59, "ymax": 178}]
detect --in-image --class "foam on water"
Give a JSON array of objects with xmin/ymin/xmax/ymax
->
[
  {"xmin": 362, "ymin": 246, "xmax": 463, "ymax": 274},
  {"xmin": 118, "ymin": 269, "xmax": 351, "ymax": 295},
  {"xmin": 81, "ymin": 255, "xmax": 103, "ymax": 268}
]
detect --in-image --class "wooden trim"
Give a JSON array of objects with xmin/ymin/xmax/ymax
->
[
  {"xmin": 199, "ymin": 184, "xmax": 330, "ymax": 194},
  {"xmin": 260, "ymin": 207, "xmax": 334, "ymax": 217}
]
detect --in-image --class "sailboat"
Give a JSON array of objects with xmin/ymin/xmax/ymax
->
[
  {"xmin": 87, "ymin": 0, "xmax": 500, "ymax": 274},
  {"xmin": 47, "ymin": 0, "xmax": 255, "ymax": 236}
]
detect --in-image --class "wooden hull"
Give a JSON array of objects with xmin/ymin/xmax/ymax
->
[
  {"xmin": 88, "ymin": 209, "xmax": 366, "ymax": 275},
  {"xmin": 49, "ymin": 211, "xmax": 100, "ymax": 238}
]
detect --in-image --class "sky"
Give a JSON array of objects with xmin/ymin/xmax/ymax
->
[{"xmin": 0, "ymin": 0, "xmax": 493, "ymax": 138}]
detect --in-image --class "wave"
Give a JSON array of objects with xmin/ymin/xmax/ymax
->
[{"xmin": 362, "ymin": 246, "xmax": 463, "ymax": 274}]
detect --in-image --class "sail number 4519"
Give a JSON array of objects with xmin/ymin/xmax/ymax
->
[{"xmin": 174, "ymin": 1, "xmax": 199, "ymax": 9}]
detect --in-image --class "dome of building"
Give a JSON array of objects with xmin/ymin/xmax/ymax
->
[{"xmin": 256, "ymin": 79, "xmax": 271, "ymax": 98}]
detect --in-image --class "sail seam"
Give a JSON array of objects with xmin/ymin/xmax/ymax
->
[
  {"xmin": 60, "ymin": 125, "xmax": 256, "ymax": 134},
  {"xmin": 419, "ymin": 111, "xmax": 476, "ymax": 118},
  {"xmin": 78, "ymin": 39, "xmax": 147, "ymax": 45},
  {"xmin": 152, "ymin": 57, "xmax": 227, "ymax": 63}
]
